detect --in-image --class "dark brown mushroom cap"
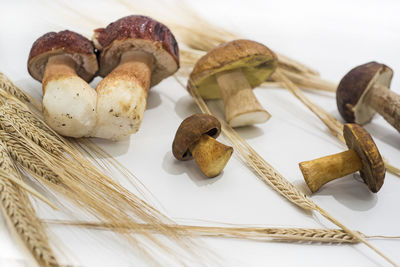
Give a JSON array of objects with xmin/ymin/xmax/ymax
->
[
  {"xmin": 343, "ymin": 123, "xmax": 385, "ymax": 193},
  {"xmin": 337, "ymin": 62, "xmax": 393, "ymax": 123},
  {"xmin": 93, "ymin": 15, "xmax": 179, "ymax": 87},
  {"xmin": 189, "ymin": 39, "xmax": 277, "ymax": 99},
  {"xmin": 172, "ymin": 114, "xmax": 221, "ymax": 161},
  {"xmin": 27, "ymin": 30, "xmax": 98, "ymax": 82}
]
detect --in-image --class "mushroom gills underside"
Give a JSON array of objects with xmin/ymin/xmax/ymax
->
[
  {"xmin": 92, "ymin": 79, "xmax": 147, "ymax": 141},
  {"xmin": 354, "ymin": 69, "xmax": 393, "ymax": 124},
  {"xmin": 192, "ymin": 55, "xmax": 276, "ymax": 99},
  {"xmin": 43, "ymin": 76, "xmax": 97, "ymax": 137}
]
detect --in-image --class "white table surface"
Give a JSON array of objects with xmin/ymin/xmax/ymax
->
[{"xmin": 1, "ymin": 0, "xmax": 400, "ymax": 266}]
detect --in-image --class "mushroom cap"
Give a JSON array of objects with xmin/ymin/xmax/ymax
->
[
  {"xmin": 28, "ymin": 30, "xmax": 98, "ymax": 83},
  {"xmin": 343, "ymin": 123, "xmax": 385, "ymax": 192},
  {"xmin": 189, "ymin": 39, "xmax": 277, "ymax": 99},
  {"xmin": 93, "ymin": 15, "xmax": 179, "ymax": 87},
  {"xmin": 172, "ymin": 114, "xmax": 221, "ymax": 161},
  {"xmin": 337, "ymin": 62, "xmax": 393, "ymax": 124}
]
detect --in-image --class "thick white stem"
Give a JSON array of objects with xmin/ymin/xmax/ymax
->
[
  {"xmin": 216, "ymin": 68, "xmax": 270, "ymax": 127},
  {"xmin": 92, "ymin": 51, "xmax": 154, "ymax": 140},
  {"xmin": 42, "ymin": 55, "xmax": 97, "ymax": 138}
]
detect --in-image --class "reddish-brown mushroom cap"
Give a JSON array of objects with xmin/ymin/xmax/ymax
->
[
  {"xmin": 336, "ymin": 62, "xmax": 393, "ymax": 124},
  {"xmin": 343, "ymin": 123, "xmax": 385, "ymax": 192},
  {"xmin": 93, "ymin": 15, "xmax": 179, "ymax": 87},
  {"xmin": 172, "ymin": 114, "xmax": 221, "ymax": 161},
  {"xmin": 27, "ymin": 30, "xmax": 98, "ymax": 82}
]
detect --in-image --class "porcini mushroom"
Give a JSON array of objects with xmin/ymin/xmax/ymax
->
[
  {"xmin": 337, "ymin": 61, "xmax": 400, "ymax": 132},
  {"xmin": 92, "ymin": 15, "xmax": 179, "ymax": 140},
  {"xmin": 27, "ymin": 30, "xmax": 98, "ymax": 138},
  {"xmin": 299, "ymin": 123, "xmax": 385, "ymax": 193},
  {"xmin": 189, "ymin": 40, "xmax": 277, "ymax": 127},
  {"xmin": 172, "ymin": 114, "xmax": 233, "ymax": 177}
]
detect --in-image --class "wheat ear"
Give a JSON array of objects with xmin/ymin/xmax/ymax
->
[
  {"xmin": 0, "ymin": 129, "xmax": 59, "ymax": 184},
  {"xmin": 0, "ymin": 72, "xmax": 42, "ymax": 110},
  {"xmin": 181, "ymin": 77, "xmax": 398, "ymax": 266},
  {"xmin": 0, "ymin": 140, "xmax": 60, "ymax": 267}
]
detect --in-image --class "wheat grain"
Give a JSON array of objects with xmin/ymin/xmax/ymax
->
[{"xmin": 0, "ymin": 130, "xmax": 59, "ymax": 184}]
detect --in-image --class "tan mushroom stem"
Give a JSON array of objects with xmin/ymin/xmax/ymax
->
[
  {"xmin": 189, "ymin": 135, "xmax": 233, "ymax": 178},
  {"xmin": 93, "ymin": 51, "xmax": 154, "ymax": 140},
  {"xmin": 299, "ymin": 149, "xmax": 362, "ymax": 193},
  {"xmin": 215, "ymin": 68, "xmax": 271, "ymax": 127},
  {"xmin": 366, "ymin": 84, "xmax": 400, "ymax": 132},
  {"xmin": 42, "ymin": 55, "xmax": 97, "ymax": 138}
]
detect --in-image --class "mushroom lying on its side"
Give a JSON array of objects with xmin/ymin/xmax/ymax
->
[
  {"xmin": 92, "ymin": 15, "xmax": 179, "ymax": 140},
  {"xmin": 299, "ymin": 123, "xmax": 385, "ymax": 193},
  {"xmin": 27, "ymin": 30, "xmax": 98, "ymax": 138}
]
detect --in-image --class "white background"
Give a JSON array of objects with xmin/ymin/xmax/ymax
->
[{"xmin": 1, "ymin": 0, "xmax": 400, "ymax": 266}]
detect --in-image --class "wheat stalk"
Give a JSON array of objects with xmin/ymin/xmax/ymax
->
[
  {"xmin": 48, "ymin": 220, "xmax": 363, "ymax": 244},
  {"xmin": 47, "ymin": 220, "xmax": 400, "ymax": 245},
  {"xmin": 0, "ymin": 140, "xmax": 60, "ymax": 267},
  {"xmin": 181, "ymin": 77, "xmax": 398, "ymax": 266}
]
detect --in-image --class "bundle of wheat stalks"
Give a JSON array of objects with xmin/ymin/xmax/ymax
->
[{"xmin": 0, "ymin": 73, "xmax": 207, "ymax": 266}]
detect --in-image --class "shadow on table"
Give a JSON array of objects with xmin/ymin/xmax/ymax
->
[
  {"xmin": 162, "ymin": 151, "xmax": 223, "ymax": 187},
  {"xmin": 314, "ymin": 174, "xmax": 378, "ymax": 211}
]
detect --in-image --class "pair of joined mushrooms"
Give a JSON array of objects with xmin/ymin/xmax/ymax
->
[
  {"xmin": 27, "ymin": 15, "xmax": 179, "ymax": 140},
  {"xmin": 300, "ymin": 123, "xmax": 385, "ymax": 193}
]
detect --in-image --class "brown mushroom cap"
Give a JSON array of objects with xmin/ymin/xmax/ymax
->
[
  {"xmin": 189, "ymin": 39, "xmax": 277, "ymax": 99},
  {"xmin": 172, "ymin": 114, "xmax": 221, "ymax": 161},
  {"xmin": 93, "ymin": 15, "xmax": 179, "ymax": 87},
  {"xmin": 337, "ymin": 62, "xmax": 393, "ymax": 124},
  {"xmin": 343, "ymin": 123, "xmax": 385, "ymax": 192},
  {"xmin": 28, "ymin": 30, "xmax": 98, "ymax": 82}
]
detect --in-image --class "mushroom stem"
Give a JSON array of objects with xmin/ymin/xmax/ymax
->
[
  {"xmin": 216, "ymin": 68, "xmax": 271, "ymax": 127},
  {"xmin": 299, "ymin": 149, "xmax": 362, "ymax": 193},
  {"xmin": 42, "ymin": 55, "xmax": 97, "ymax": 137},
  {"xmin": 366, "ymin": 84, "xmax": 400, "ymax": 132},
  {"xmin": 93, "ymin": 51, "xmax": 154, "ymax": 140},
  {"xmin": 189, "ymin": 135, "xmax": 233, "ymax": 178}
]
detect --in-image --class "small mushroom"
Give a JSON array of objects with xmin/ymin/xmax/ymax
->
[
  {"xmin": 27, "ymin": 30, "xmax": 98, "ymax": 138},
  {"xmin": 172, "ymin": 114, "xmax": 233, "ymax": 177},
  {"xmin": 299, "ymin": 123, "xmax": 385, "ymax": 193},
  {"xmin": 189, "ymin": 39, "xmax": 278, "ymax": 127},
  {"xmin": 337, "ymin": 61, "xmax": 400, "ymax": 132},
  {"xmin": 92, "ymin": 15, "xmax": 179, "ymax": 140}
]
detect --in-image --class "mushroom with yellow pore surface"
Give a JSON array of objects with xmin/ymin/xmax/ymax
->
[
  {"xmin": 189, "ymin": 40, "xmax": 277, "ymax": 127},
  {"xmin": 172, "ymin": 114, "xmax": 233, "ymax": 178},
  {"xmin": 27, "ymin": 30, "xmax": 98, "ymax": 138},
  {"xmin": 299, "ymin": 123, "xmax": 385, "ymax": 193},
  {"xmin": 337, "ymin": 61, "xmax": 400, "ymax": 132},
  {"xmin": 92, "ymin": 15, "xmax": 180, "ymax": 140}
]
